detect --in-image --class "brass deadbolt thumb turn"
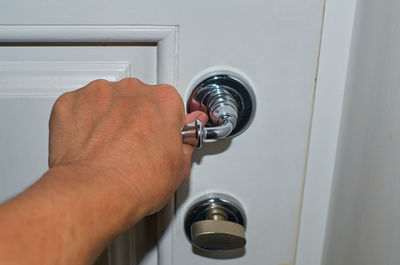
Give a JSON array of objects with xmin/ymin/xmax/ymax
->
[{"xmin": 184, "ymin": 193, "xmax": 246, "ymax": 251}]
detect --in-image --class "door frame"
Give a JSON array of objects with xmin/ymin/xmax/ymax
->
[{"xmin": 294, "ymin": 0, "xmax": 358, "ymax": 264}]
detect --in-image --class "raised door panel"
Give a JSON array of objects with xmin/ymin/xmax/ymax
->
[{"xmin": 0, "ymin": 44, "xmax": 157, "ymax": 201}]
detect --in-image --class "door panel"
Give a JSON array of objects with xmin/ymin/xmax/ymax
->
[
  {"xmin": 0, "ymin": 0, "xmax": 324, "ymax": 264},
  {"xmin": 0, "ymin": 97, "xmax": 54, "ymax": 201}
]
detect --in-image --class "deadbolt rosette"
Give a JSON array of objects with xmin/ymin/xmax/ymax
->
[
  {"xmin": 187, "ymin": 73, "xmax": 256, "ymax": 139},
  {"xmin": 184, "ymin": 193, "xmax": 247, "ymax": 251}
]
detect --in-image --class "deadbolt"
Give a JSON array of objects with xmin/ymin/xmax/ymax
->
[
  {"xmin": 184, "ymin": 193, "xmax": 246, "ymax": 251},
  {"xmin": 182, "ymin": 72, "xmax": 256, "ymax": 148}
]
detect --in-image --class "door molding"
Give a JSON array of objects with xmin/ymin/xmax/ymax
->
[
  {"xmin": 0, "ymin": 61, "xmax": 131, "ymax": 96},
  {"xmin": 0, "ymin": 25, "xmax": 178, "ymax": 265},
  {"xmin": 294, "ymin": 1, "xmax": 357, "ymax": 265},
  {"xmin": 0, "ymin": 25, "xmax": 178, "ymax": 85}
]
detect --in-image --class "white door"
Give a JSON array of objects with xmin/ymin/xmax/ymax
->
[{"xmin": 0, "ymin": 1, "xmax": 324, "ymax": 264}]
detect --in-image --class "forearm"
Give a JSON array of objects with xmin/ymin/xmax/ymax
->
[{"xmin": 0, "ymin": 165, "xmax": 143, "ymax": 265}]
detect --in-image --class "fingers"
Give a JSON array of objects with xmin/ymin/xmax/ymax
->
[
  {"xmin": 185, "ymin": 111, "xmax": 209, "ymax": 126},
  {"xmin": 181, "ymin": 111, "xmax": 208, "ymax": 178},
  {"xmin": 183, "ymin": 111, "xmax": 208, "ymax": 153}
]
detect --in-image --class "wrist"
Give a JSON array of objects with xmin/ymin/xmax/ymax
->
[
  {"xmin": 45, "ymin": 164, "xmax": 146, "ymax": 234},
  {"xmin": 0, "ymin": 163, "xmax": 147, "ymax": 265}
]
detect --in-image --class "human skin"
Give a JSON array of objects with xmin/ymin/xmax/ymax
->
[{"xmin": 0, "ymin": 78, "xmax": 208, "ymax": 265}]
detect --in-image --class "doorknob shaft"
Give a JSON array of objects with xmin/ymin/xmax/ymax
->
[{"xmin": 182, "ymin": 117, "xmax": 236, "ymax": 148}]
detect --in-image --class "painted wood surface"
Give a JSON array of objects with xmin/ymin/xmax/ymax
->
[{"xmin": 0, "ymin": 0, "xmax": 325, "ymax": 264}]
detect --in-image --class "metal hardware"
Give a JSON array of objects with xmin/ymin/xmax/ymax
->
[
  {"xmin": 181, "ymin": 119, "xmax": 204, "ymax": 148},
  {"xmin": 184, "ymin": 193, "xmax": 246, "ymax": 251},
  {"xmin": 182, "ymin": 73, "xmax": 256, "ymax": 148}
]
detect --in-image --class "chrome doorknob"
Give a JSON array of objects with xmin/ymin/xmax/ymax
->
[
  {"xmin": 184, "ymin": 193, "xmax": 246, "ymax": 251},
  {"xmin": 182, "ymin": 72, "xmax": 256, "ymax": 148}
]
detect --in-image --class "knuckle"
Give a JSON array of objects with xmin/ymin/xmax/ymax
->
[
  {"xmin": 82, "ymin": 79, "xmax": 114, "ymax": 98},
  {"xmin": 126, "ymin": 77, "xmax": 143, "ymax": 84},
  {"xmin": 92, "ymin": 78, "xmax": 111, "ymax": 85},
  {"xmin": 152, "ymin": 85, "xmax": 185, "ymax": 125},
  {"xmin": 86, "ymin": 78, "xmax": 112, "ymax": 89},
  {"xmin": 53, "ymin": 91, "xmax": 73, "ymax": 110},
  {"xmin": 154, "ymin": 84, "xmax": 182, "ymax": 105},
  {"xmin": 158, "ymin": 83, "xmax": 176, "ymax": 91},
  {"xmin": 115, "ymin": 78, "xmax": 147, "ymax": 95},
  {"xmin": 118, "ymin": 77, "xmax": 143, "ymax": 87},
  {"xmin": 157, "ymin": 84, "xmax": 178, "ymax": 95},
  {"xmin": 50, "ymin": 92, "xmax": 74, "ymax": 123}
]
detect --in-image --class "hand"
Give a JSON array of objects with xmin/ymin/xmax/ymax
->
[
  {"xmin": 0, "ymin": 78, "xmax": 208, "ymax": 265},
  {"xmin": 49, "ymin": 78, "xmax": 208, "ymax": 216}
]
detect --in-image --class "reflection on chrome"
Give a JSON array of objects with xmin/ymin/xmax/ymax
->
[{"xmin": 182, "ymin": 73, "xmax": 256, "ymax": 148}]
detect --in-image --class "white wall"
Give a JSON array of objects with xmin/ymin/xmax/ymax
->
[{"xmin": 323, "ymin": 0, "xmax": 400, "ymax": 264}]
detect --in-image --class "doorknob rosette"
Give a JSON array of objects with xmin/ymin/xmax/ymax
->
[
  {"xmin": 184, "ymin": 193, "xmax": 247, "ymax": 251},
  {"xmin": 182, "ymin": 71, "xmax": 256, "ymax": 148}
]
